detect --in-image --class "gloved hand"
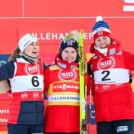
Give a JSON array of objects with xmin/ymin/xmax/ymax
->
[{"xmin": 64, "ymin": 30, "xmax": 80, "ymax": 42}]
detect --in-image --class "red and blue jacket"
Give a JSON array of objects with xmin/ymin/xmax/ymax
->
[{"xmin": 0, "ymin": 57, "xmax": 44, "ymax": 124}]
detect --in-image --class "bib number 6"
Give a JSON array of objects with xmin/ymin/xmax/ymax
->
[{"xmin": 31, "ymin": 76, "xmax": 39, "ymax": 87}]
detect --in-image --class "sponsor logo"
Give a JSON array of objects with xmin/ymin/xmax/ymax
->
[
  {"xmin": 33, "ymin": 92, "xmax": 39, "ymax": 98},
  {"xmin": 97, "ymin": 57, "xmax": 116, "ymax": 69},
  {"xmin": 58, "ymin": 69, "xmax": 77, "ymax": 80},
  {"xmin": 117, "ymin": 126, "xmax": 128, "ymax": 132},
  {"xmin": 95, "ymin": 85, "xmax": 98, "ymax": 91},
  {"xmin": 25, "ymin": 63, "xmax": 40, "ymax": 75},
  {"xmin": 90, "ymin": 105, "xmax": 96, "ymax": 124},
  {"xmin": 97, "ymin": 31, "xmax": 103, "ymax": 36},
  {"xmin": 21, "ymin": 92, "xmax": 28, "ymax": 99},
  {"xmin": 91, "ymin": 109, "xmax": 95, "ymax": 119},
  {"xmin": 53, "ymin": 83, "xmax": 79, "ymax": 91},
  {"xmin": 51, "ymin": 96, "xmax": 79, "ymax": 101},
  {"xmin": 116, "ymin": 83, "xmax": 123, "ymax": 86},
  {"xmin": 103, "ymin": 85, "xmax": 110, "ymax": 90},
  {"xmin": 123, "ymin": 0, "xmax": 134, "ymax": 11},
  {"xmin": 67, "ymin": 41, "xmax": 73, "ymax": 46}
]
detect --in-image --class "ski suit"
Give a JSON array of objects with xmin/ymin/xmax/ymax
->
[
  {"xmin": 44, "ymin": 55, "xmax": 80, "ymax": 133},
  {"xmin": 88, "ymin": 40, "xmax": 134, "ymax": 134}
]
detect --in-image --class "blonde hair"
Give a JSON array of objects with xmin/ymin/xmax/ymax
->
[{"xmin": 8, "ymin": 47, "xmax": 21, "ymax": 61}]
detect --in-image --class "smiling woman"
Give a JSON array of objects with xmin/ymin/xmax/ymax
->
[
  {"xmin": 88, "ymin": 16, "xmax": 134, "ymax": 134},
  {"xmin": 44, "ymin": 31, "xmax": 81, "ymax": 134}
]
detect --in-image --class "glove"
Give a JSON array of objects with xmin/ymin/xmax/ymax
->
[{"xmin": 64, "ymin": 30, "xmax": 80, "ymax": 42}]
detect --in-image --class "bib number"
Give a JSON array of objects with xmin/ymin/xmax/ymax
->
[
  {"xmin": 32, "ymin": 76, "xmax": 39, "ymax": 87},
  {"xmin": 102, "ymin": 70, "xmax": 110, "ymax": 81}
]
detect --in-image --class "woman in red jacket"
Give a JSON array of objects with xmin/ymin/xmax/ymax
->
[
  {"xmin": 44, "ymin": 36, "xmax": 80, "ymax": 134},
  {"xmin": 88, "ymin": 16, "xmax": 134, "ymax": 134}
]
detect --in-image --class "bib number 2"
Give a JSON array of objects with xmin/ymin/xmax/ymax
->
[{"xmin": 101, "ymin": 70, "xmax": 110, "ymax": 81}]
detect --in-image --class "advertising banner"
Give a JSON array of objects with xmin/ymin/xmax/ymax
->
[{"xmin": 0, "ymin": 0, "xmax": 134, "ymax": 133}]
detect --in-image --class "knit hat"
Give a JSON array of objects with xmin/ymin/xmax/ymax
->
[
  {"xmin": 59, "ymin": 39, "xmax": 78, "ymax": 54},
  {"xmin": 92, "ymin": 16, "xmax": 112, "ymax": 41},
  {"xmin": 18, "ymin": 34, "xmax": 38, "ymax": 53}
]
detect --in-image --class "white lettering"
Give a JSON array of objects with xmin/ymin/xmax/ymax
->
[
  {"xmin": 53, "ymin": 84, "xmax": 79, "ymax": 90},
  {"xmin": 84, "ymin": 32, "xmax": 92, "ymax": 40},
  {"xmin": 123, "ymin": 6, "xmax": 134, "ymax": 11},
  {"xmin": 58, "ymin": 33, "xmax": 65, "ymax": 40},
  {"xmin": 29, "ymin": 32, "xmax": 91, "ymax": 41},
  {"xmin": 117, "ymin": 126, "xmax": 128, "ymax": 132},
  {"xmin": 0, "ymin": 118, "xmax": 8, "ymax": 123},
  {"xmin": 0, "ymin": 109, "xmax": 9, "ymax": 114},
  {"xmin": 52, "ymin": 96, "xmax": 79, "ymax": 101},
  {"xmin": 91, "ymin": 110, "xmax": 95, "ymax": 119},
  {"xmin": 61, "ymin": 72, "xmax": 74, "ymax": 78},
  {"xmin": 32, "ymin": 33, "xmax": 38, "ymax": 39},
  {"xmin": 28, "ymin": 65, "xmax": 39, "ymax": 73},
  {"xmin": 100, "ymin": 60, "xmax": 112, "ymax": 68},
  {"xmin": 124, "ymin": 0, "xmax": 134, "ymax": 3},
  {"xmin": 46, "ymin": 33, "xmax": 51, "ymax": 40},
  {"xmin": 51, "ymin": 33, "xmax": 58, "ymax": 40},
  {"xmin": 40, "ymin": 33, "xmax": 45, "ymax": 40},
  {"xmin": 123, "ymin": 0, "xmax": 134, "ymax": 11}
]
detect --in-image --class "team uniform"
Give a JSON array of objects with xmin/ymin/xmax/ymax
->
[
  {"xmin": 89, "ymin": 40, "xmax": 134, "ymax": 134},
  {"xmin": 44, "ymin": 55, "xmax": 80, "ymax": 133},
  {"xmin": 0, "ymin": 57, "xmax": 45, "ymax": 134}
]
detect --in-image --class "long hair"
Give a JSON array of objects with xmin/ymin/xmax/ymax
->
[{"xmin": 8, "ymin": 47, "xmax": 21, "ymax": 61}]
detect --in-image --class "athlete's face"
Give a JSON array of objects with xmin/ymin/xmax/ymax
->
[
  {"xmin": 95, "ymin": 36, "xmax": 111, "ymax": 49},
  {"xmin": 61, "ymin": 47, "xmax": 77, "ymax": 63},
  {"xmin": 24, "ymin": 42, "xmax": 39, "ymax": 58}
]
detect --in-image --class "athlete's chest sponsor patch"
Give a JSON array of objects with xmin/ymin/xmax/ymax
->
[
  {"xmin": 58, "ymin": 69, "xmax": 77, "ymax": 80},
  {"xmin": 97, "ymin": 57, "xmax": 116, "ymax": 70},
  {"xmin": 53, "ymin": 83, "xmax": 79, "ymax": 92},
  {"xmin": 25, "ymin": 63, "xmax": 40, "ymax": 75}
]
